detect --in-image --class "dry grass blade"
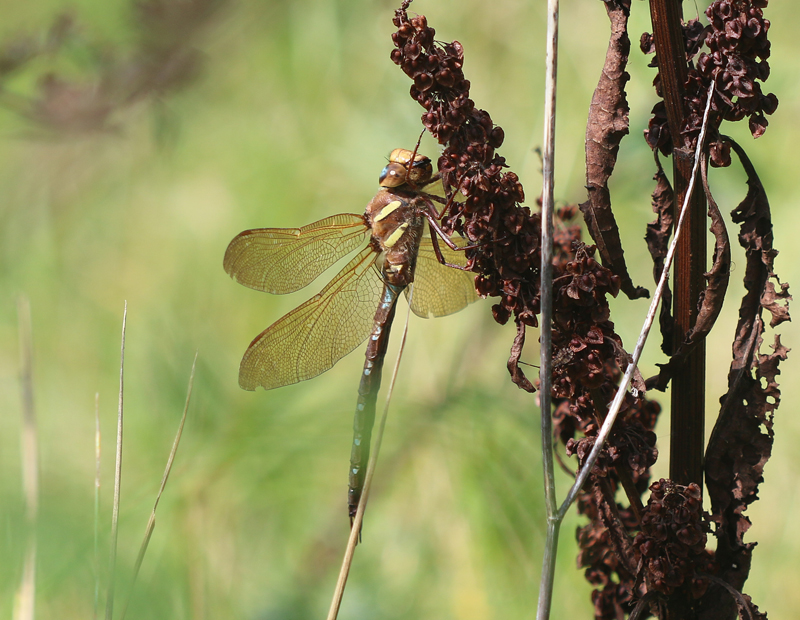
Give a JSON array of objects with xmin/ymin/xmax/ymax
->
[
  {"xmin": 13, "ymin": 295, "xmax": 38, "ymax": 620},
  {"xmin": 326, "ymin": 298, "xmax": 413, "ymax": 620},
  {"xmin": 94, "ymin": 392, "xmax": 101, "ymax": 620},
  {"xmin": 105, "ymin": 301, "xmax": 127, "ymax": 620},
  {"xmin": 118, "ymin": 352, "xmax": 197, "ymax": 620}
]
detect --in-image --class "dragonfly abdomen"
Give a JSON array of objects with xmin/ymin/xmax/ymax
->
[{"xmin": 348, "ymin": 282, "xmax": 403, "ymax": 523}]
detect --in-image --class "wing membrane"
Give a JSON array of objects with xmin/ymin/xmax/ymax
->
[
  {"xmin": 406, "ymin": 232, "xmax": 479, "ymax": 318},
  {"xmin": 239, "ymin": 245, "xmax": 383, "ymax": 390},
  {"xmin": 224, "ymin": 213, "xmax": 369, "ymax": 294}
]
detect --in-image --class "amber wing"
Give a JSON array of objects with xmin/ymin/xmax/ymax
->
[
  {"xmin": 238, "ymin": 245, "xmax": 384, "ymax": 390},
  {"xmin": 223, "ymin": 213, "xmax": 369, "ymax": 294},
  {"xmin": 406, "ymin": 232, "xmax": 479, "ymax": 318}
]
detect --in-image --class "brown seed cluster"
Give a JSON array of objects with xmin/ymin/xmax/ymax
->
[
  {"xmin": 552, "ymin": 245, "xmax": 622, "ymax": 395},
  {"xmin": 391, "ymin": 3, "xmax": 541, "ymax": 327},
  {"xmin": 565, "ymin": 413, "xmax": 658, "ymax": 481},
  {"xmin": 633, "ymin": 480, "xmax": 713, "ymax": 598},
  {"xmin": 643, "ymin": 0, "xmax": 777, "ymax": 165},
  {"xmin": 699, "ymin": 0, "xmax": 777, "ymax": 137},
  {"xmin": 576, "ymin": 492, "xmax": 642, "ymax": 619},
  {"xmin": 547, "ymin": 216, "xmax": 661, "ymax": 618}
]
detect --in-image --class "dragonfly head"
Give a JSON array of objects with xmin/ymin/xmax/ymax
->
[{"xmin": 379, "ymin": 148, "xmax": 432, "ymax": 188}]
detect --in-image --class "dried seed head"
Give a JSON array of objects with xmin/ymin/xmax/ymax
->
[
  {"xmin": 644, "ymin": 1, "xmax": 778, "ymax": 158},
  {"xmin": 633, "ymin": 480, "xmax": 713, "ymax": 597},
  {"xmin": 391, "ymin": 2, "xmax": 541, "ymax": 330}
]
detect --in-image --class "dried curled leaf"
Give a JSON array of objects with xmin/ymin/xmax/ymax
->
[
  {"xmin": 508, "ymin": 320, "xmax": 535, "ymax": 392},
  {"xmin": 703, "ymin": 138, "xmax": 790, "ymax": 619},
  {"xmin": 579, "ymin": 0, "xmax": 648, "ymax": 301},
  {"xmin": 646, "ymin": 153, "xmax": 731, "ymax": 392},
  {"xmin": 644, "ymin": 152, "xmax": 675, "ymax": 355}
]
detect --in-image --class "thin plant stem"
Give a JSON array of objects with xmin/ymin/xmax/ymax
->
[
  {"xmin": 535, "ymin": 0, "xmax": 559, "ymax": 617},
  {"xmin": 326, "ymin": 298, "xmax": 413, "ymax": 620},
  {"xmin": 94, "ymin": 393, "xmax": 101, "ymax": 620},
  {"xmin": 14, "ymin": 296, "xmax": 37, "ymax": 620},
  {"xmin": 106, "ymin": 301, "xmax": 127, "ymax": 620},
  {"xmin": 119, "ymin": 352, "xmax": 197, "ymax": 620}
]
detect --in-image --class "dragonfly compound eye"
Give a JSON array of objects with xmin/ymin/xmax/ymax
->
[
  {"xmin": 407, "ymin": 157, "xmax": 432, "ymax": 185},
  {"xmin": 380, "ymin": 148, "xmax": 432, "ymax": 187},
  {"xmin": 379, "ymin": 162, "xmax": 408, "ymax": 188}
]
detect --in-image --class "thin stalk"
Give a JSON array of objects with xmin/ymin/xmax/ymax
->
[
  {"xmin": 94, "ymin": 393, "xmax": 101, "ymax": 620},
  {"xmin": 650, "ymin": 0, "xmax": 708, "ymax": 489},
  {"xmin": 105, "ymin": 301, "xmax": 127, "ymax": 620},
  {"xmin": 14, "ymin": 296, "xmax": 37, "ymax": 620},
  {"xmin": 535, "ymin": 0, "xmax": 559, "ymax": 617},
  {"xmin": 119, "ymin": 352, "xmax": 197, "ymax": 620},
  {"xmin": 326, "ymin": 299, "xmax": 413, "ymax": 620}
]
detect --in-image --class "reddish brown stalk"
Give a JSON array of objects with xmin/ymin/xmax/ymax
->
[{"xmin": 648, "ymin": 0, "xmax": 707, "ymax": 490}]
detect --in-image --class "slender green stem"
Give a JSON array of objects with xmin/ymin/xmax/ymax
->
[
  {"xmin": 106, "ymin": 301, "xmax": 127, "ymax": 620},
  {"xmin": 539, "ymin": 0, "xmax": 559, "ymax": 519},
  {"xmin": 94, "ymin": 393, "xmax": 101, "ymax": 620},
  {"xmin": 537, "ymin": 518, "xmax": 561, "ymax": 620},
  {"xmin": 119, "ymin": 353, "xmax": 196, "ymax": 620}
]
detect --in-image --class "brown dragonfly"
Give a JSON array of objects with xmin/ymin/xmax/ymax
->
[{"xmin": 224, "ymin": 148, "xmax": 478, "ymax": 522}]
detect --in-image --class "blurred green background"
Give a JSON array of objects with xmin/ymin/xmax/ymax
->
[{"xmin": 0, "ymin": 1, "xmax": 797, "ymax": 618}]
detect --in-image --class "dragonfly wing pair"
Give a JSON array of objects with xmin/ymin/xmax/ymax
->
[
  {"xmin": 224, "ymin": 214, "xmax": 478, "ymax": 392},
  {"xmin": 224, "ymin": 214, "xmax": 380, "ymax": 391}
]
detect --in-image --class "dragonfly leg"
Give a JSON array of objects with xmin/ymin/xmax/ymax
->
[
  {"xmin": 426, "ymin": 161, "xmax": 485, "ymax": 219},
  {"xmin": 420, "ymin": 187, "xmax": 458, "ymax": 220},
  {"xmin": 423, "ymin": 196, "xmax": 507, "ymax": 252},
  {"xmin": 421, "ymin": 222, "xmax": 476, "ymax": 272},
  {"xmin": 417, "ymin": 172, "xmax": 442, "ymax": 190}
]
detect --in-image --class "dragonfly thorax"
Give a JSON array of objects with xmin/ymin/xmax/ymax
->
[{"xmin": 365, "ymin": 189, "xmax": 425, "ymax": 288}]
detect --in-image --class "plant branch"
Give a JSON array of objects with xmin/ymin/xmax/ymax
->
[{"xmin": 649, "ymin": 0, "xmax": 708, "ymax": 489}]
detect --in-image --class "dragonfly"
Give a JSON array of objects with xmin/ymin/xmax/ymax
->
[{"xmin": 224, "ymin": 148, "xmax": 479, "ymax": 523}]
